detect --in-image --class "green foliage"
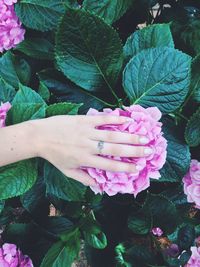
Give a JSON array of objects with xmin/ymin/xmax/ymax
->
[
  {"xmin": 1, "ymin": 1, "xmax": 200, "ymax": 266},
  {"xmin": 16, "ymin": 38, "xmax": 54, "ymax": 60},
  {"xmin": 15, "ymin": 0, "xmax": 70, "ymax": 31},
  {"xmin": 123, "ymin": 47, "xmax": 191, "ymax": 113},
  {"xmin": 185, "ymin": 106, "xmax": 200, "ymax": 147},
  {"xmin": 0, "ymin": 52, "xmax": 31, "ymax": 87},
  {"xmin": 124, "ymin": 23, "xmax": 174, "ymax": 59},
  {"xmin": 55, "ymin": 8, "xmax": 123, "ymax": 94},
  {"xmin": 83, "ymin": 0, "xmax": 133, "ymax": 25}
]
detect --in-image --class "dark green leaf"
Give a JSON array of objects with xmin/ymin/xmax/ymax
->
[
  {"xmin": 0, "ymin": 200, "xmax": 5, "ymax": 213},
  {"xmin": 82, "ymin": 215, "xmax": 107, "ymax": 249},
  {"xmin": 38, "ymin": 81, "xmax": 50, "ymax": 102},
  {"xmin": 44, "ymin": 162, "xmax": 86, "ymax": 202},
  {"xmin": 15, "ymin": 0, "xmax": 69, "ymax": 32},
  {"xmin": 21, "ymin": 175, "xmax": 46, "ymax": 214},
  {"xmin": 41, "ymin": 229, "xmax": 80, "ymax": 267},
  {"xmin": 159, "ymin": 117, "xmax": 191, "ymax": 182},
  {"xmin": 128, "ymin": 208, "xmax": 152, "ymax": 235},
  {"xmin": 177, "ymin": 225, "xmax": 195, "ymax": 250},
  {"xmin": 0, "ymin": 77, "xmax": 16, "ymax": 103},
  {"xmin": 185, "ymin": 106, "xmax": 200, "ymax": 147},
  {"xmin": 9, "ymin": 84, "xmax": 46, "ymax": 123},
  {"xmin": 124, "ymin": 23, "xmax": 174, "ymax": 59},
  {"xmin": 0, "ymin": 159, "xmax": 38, "ymax": 200},
  {"xmin": 83, "ymin": 0, "xmax": 133, "ymax": 24},
  {"xmin": 55, "ymin": 8, "xmax": 123, "ymax": 93},
  {"xmin": 16, "ymin": 37, "xmax": 54, "ymax": 60},
  {"xmin": 12, "ymin": 84, "xmax": 45, "ymax": 105},
  {"xmin": 190, "ymin": 55, "xmax": 200, "ymax": 103},
  {"xmin": 144, "ymin": 194, "xmax": 179, "ymax": 234},
  {"xmin": 125, "ymin": 245, "xmax": 156, "ymax": 267},
  {"xmin": 38, "ymin": 69, "xmax": 105, "ymax": 113},
  {"xmin": 161, "ymin": 185, "xmax": 188, "ymax": 205},
  {"xmin": 0, "ymin": 52, "xmax": 31, "ymax": 87},
  {"xmin": 46, "ymin": 102, "xmax": 82, "ymax": 117},
  {"xmin": 123, "ymin": 47, "xmax": 191, "ymax": 113}
]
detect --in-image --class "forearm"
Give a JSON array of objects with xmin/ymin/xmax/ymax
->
[{"xmin": 0, "ymin": 121, "xmax": 39, "ymax": 167}]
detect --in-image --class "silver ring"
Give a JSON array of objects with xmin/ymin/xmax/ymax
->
[{"xmin": 97, "ymin": 140, "xmax": 104, "ymax": 154}]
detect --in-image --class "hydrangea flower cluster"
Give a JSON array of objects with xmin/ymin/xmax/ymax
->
[
  {"xmin": 183, "ymin": 159, "xmax": 200, "ymax": 209},
  {"xmin": 0, "ymin": 243, "xmax": 33, "ymax": 267},
  {"xmin": 0, "ymin": 102, "xmax": 11, "ymax": 128},
  {"xmin": 151, "ymin": 227, "xmax": 163, "ymax": 237},
  {"xmin": 185, "ymin": 246, "xmax": 200, "ymax": 267},
  {"xmin": 0, "ymin": 0, "xmax": 25, "ymax": 53},
  {"xmin": 84, "ymin": 105, "xmax": 167, "ymax": 196}
]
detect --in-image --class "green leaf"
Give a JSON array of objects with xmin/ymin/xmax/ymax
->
[
  {"xmin": 15, "ymin": 0, "xmax": 69, "ymax": 32},
  {"xmin": 44, "ymin": 162, "xmax": 87, "ymax": 202},
  {"xmin": 190, "ymin": 55, "xmax": 200, "ymax": 103},
  {"xmin": 177, "ymin": 225, "xmax": 195, "ymax": 251},
  {"xmin": 46, "ymin": 102, "xmax": 82, "ymax": 117},
  {"xmin": 16, "ymin": 37, "xmax": 54, "ymax": 60},
  {"xmin": 185, "ymin": 106, "xmax": 200, "ymax": 147},
  {"xmin": 83, "ymin": 0, "xmax": 133, "ymax": 24},
  {"xmin": 12, "ymin": 84, "xmax": 46, "ymax": 105},
  {"xmin": 38, "ymin": 69, "xmax": 105, "ymax": 113},
  {"xmin": 10, "ymin": 103, "xmax": 46, "ymax": 124},
  {"xmin": 81, "ymin": 214, "xmax": 107, "ymax": 249},
  {"xmin": 0, "ymin": 77, "xmax": 16, "ymax": 103},
  {"xmin": 125, "ymin": 245, "xmax": 156, "ymax": 267},
  {"xmin": 0, "ymin": 52, "xmax": 31, "ymax": 87},
  {"xmin": 124, "ymin": 23, "xmax": 174, "ymax": 59},
  {"xmin": 159, "ymin": 117, "xmax": 191, "ymax": 182},
  {"xmin": 21, "ymin": 175, "xmax": 46, "ymax": 215},
  {"xmin": 55, "ymin": 8, "xmax": 123, "ymax": 93},
  {"xmin": 161, "ymin": 185, "xmax": 188, "ymax": 205},
  {"xmin": 144, "ymin": 194, "xmax": 179, "ymax": 234},
  {"xmin": 0, "ymin": 200, "xmax": 5, "ymax": 213},
  {"xmin": 9, "ymin": 84, "xmax": 46, "ymax": 123},
  {"xmin": 0, "ymin": 159, "xmax": 37, "ymax": 200},
  {"xmin": 41, "ymin": 229, "xmax": 80, "ymax": 267},
  {"xmin": 38, "ymin": 81, "xmax": 50, "ymax": 102},
  {"xmin": 123, "ymin": 47, "xmax": 191, "ymax": 113},
  {"xmin": 128, "ymin": 208, "xmax": 152, "ymax": 235}
]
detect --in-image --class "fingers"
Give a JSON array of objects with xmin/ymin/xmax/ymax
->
[
  {"xmin": 65, "ymin": 168, "xmax": 96, "ymax": 186},
  {"xmin": 89, "ymin": 140, "xmax": 153, "ymax": 158},
  {"xmin": 90, "ymin": 129, "xmax": 149, "ymax": 145},
  {"xmin": 84, "ymin": 156, "xmax": 137, "ymax": 173},
  {"xmin": 87, "ymin": 115, "xmax": 132, "ymax": 127}
]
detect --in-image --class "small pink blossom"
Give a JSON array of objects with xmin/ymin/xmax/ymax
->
[
  {"xmin": 0, "ymin": 0, "xmax": 25, "ymax": 53},
  {"xmin": 183, "ymin": 160, "xmax": 200, "ymax": 209},
  {"xmin": 0, "ymin": 243, "xmax": 33, "ymax": 267},
  {"xmin": 152, "ymin": 227, "xmax": 163, "ymax": 237},
  {"xmin": 0, "ymin": 102, "xmax": 11, "ymax": 127},
  {"xmin": 82, "ymin": 105, "xmax": 167, "ymax": 196},
  {"xmin": 185, "ymin": 246, "xmax": 200, "ymax": 267}
]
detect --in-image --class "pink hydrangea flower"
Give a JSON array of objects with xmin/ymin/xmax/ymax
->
[
  {"xmin": 0, "ymin": 102, "xmax": 11, "ymax": 128},
  {"xmin": 0, "ymin": 0, "xmax": 25, "ymax": 53},
  {"xmin": 82, "ymin": 105, "xmax": 167, "ymax": 196},
  {"xmin": 151, "ymin": 227, "xmax": 163, "ymax": 237},
  {"xmin": 0, "ymin": 243, "xmax": 33, "ymax": 267},
  {"xmin": 183, "ymin": 159, "xmax": 200, "ymax": 209},
  {"xmin": 185, "ymin": 246, "xmax": 200, "ymax": 267}
]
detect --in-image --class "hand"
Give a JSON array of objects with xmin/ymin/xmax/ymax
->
[{"xmin": 34, "ymin": 115, "xmax": 152, "ymax": 186}]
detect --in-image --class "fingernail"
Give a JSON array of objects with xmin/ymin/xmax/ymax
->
[
  {"xmin": 144, "ymin": 148, "xmax": 153, "ymax": 155},
  {"xmin": 126, "ymin": 118, "xmax": 133, "ymax": 122},
  {"xmin": 139, "ymin": 137, "xmax": 149, "ymax": 144}
]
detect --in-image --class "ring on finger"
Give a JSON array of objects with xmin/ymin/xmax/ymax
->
[{"xmin": 97, "ymin": 140, "xmax": 104, "ymax": 154}]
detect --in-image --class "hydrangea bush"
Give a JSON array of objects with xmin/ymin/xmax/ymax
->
[{"xmin": 0, "ymin": 0, "xmax": 200, "ymax": 267}]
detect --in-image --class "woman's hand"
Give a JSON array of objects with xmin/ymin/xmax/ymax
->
[{"xmin": 34, "ymin": 115, "xmax": 152, "ymax": 186}]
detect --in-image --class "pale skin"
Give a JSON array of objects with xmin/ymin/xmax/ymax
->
[{"xmin": 0, "ymin": 115, "xmax": 153, "ymax": 186}]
